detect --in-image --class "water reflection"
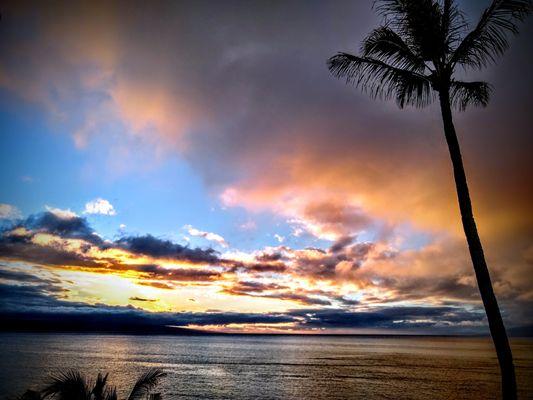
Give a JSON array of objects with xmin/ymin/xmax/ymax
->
[{"xmin": 0, "ymin": 334, "xmax": 531, "ymax": 399}]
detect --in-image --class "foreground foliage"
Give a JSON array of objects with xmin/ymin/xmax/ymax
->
[{"xmin": 18, "ymin": 369, "xmax": 166, "ymax": 400}]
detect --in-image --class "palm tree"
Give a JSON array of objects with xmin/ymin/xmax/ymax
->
[
  {"xmin": 327, "ymin": 1, "xmax": 531, "ymax": 398},
  {"xmin": 18, "ymin": 369, "xmax": 166, "ymax": 400}
]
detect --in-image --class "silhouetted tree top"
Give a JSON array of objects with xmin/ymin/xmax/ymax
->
[{"xmin": 328, "ymin": 0, "xmax": 531, "ymax": 110}]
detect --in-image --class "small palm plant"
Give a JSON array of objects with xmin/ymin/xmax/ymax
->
[
  {"xmin": 327, "ymin": 1, "xmax": 531, "ymax": 399},
  {"xmin": 17, "ymin": 369, "xmax": 166, "ymax": 400}
]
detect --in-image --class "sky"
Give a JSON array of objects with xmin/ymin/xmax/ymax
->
[{"xmin": 0, "ymin": 0, "xmax": 532, "ymax": 334}]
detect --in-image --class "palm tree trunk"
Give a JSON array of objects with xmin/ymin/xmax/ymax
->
[{"xmin": 438, "ymin": 90, "xmax": 517, "ymax": 400}]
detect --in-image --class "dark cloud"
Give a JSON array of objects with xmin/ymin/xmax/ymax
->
[
  {"xmin": 233, "ymin": 262, "xmax": 288, "ymax": 274},
  {"xmin": 266, "ymin": 293, "xmax": 331, "ymax": 306},
  {"xmin": 293, "ymin": 243, "xmax": 372, "ymax": 281},
  {"xmin": 390, "ymin": 276, "xmax": 480, "ymax": 302},
  {"xmin": 0, "ymin": 215, "xmax": 226, "ymax": 282},
  {"xmin": 222, "ymin": 281, "xmax": 362, "ymax": 307},
  {"xmin": 116, "ymin": 235, "xmax": 220, "ymax": 264},
  {"xmin": 1, "ymin": 272, "xmax": 525, "ymax": 334},
  {"xmin": 224, "ymin": 280, "xmax": 288, "ymax": 294},
  {"xmin": 329, "ymin": 236, "xmax": 355, "ymax": 253},
  {"xmin": 25, "ymin": 212, "xmax": 103, "ymax": 245},
  {"xmin": 0, "ymin": 280, "xmax": 493, "ymax": 333},
  {"xmin": 0, "ymin": 238, "xmax": 101, "ymax": 268},
  {"xmin": 132, "ymin": 264, "xmax": 222, "ymax": 282},
  {"xmin": 291, "ymin": 306, "xmax": 487, "ymax": 331},
  {"xmin": 303, "ymin": 202, "xmax": 373, "ymax": 237},
  {"xmin": 0, "ymin": 214, "xmax": 373, "ymax": 286},
  {"xmin": 0, "ymin": 216, "xmax": 292, "ymax": 282},
  {"xmin": 222, "ymin": 281, "xmax": 331, "ymax": 306},
  {"xmin": 137, "ymin": 281, "xmax": 175, "ymax": 290},
  {"xmin": 335, "ymin": 296, "xmax": 360, "ymax": 306},
  {"xmin": 0, "ymin": 267, "xmax": 59, "ymax": 285},
  {"xmin": 256, "ymin": 252, "xmax": 285, "ymax": 262},
  {"xmin": 229, "ymin": 239, "xmax": 375, "ymax": 284},
  {"xmin": 0, "ymin": 282, "xmax": 69, "ymax": 312},
  {"xmin": 129, "ymin": 296, "xmax": 157, "ymax": 302},
  {"xmin": 0, "ymin": 212, "xmax": 105, "ymax": 267}
]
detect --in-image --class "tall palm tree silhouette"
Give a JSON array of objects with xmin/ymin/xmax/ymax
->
[{"xmin": 327, "ymin": 1, "xmax": 531, "ymax": 398}]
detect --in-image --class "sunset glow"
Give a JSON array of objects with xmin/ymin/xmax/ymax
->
[{"xmin": 1, "ymin": 0, "xmax": 532, "ymax": 336}]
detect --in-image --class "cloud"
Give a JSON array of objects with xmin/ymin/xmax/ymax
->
[
  {"xmin": 1, "ymin": 0, "xmax": 532, "ymax": 322},
  {"xmin": 274, "ymin": 234, "xmax": 284, "ymax": 243},
  {"xmin": 0, "ymin": 0, "xmax": 532, "ymax": 333},
  {"xmin": 301, "ymin": 201, "xmax": 372, "ymax": 240},
  {"xmin": 329, "ymin": 236, "xmax": 355, "ymax": 253},
  {"xmin": 84, "ymin": 198, "xmax": 116, "ymax": 216},
  {"xmin": 1, "ymin": 210, "xmax": 531, "ymax": 327},
  {"xmin": 222, "ymin": 281, "xmax": 332, "ymax": 306},
  {"xmin": 0, "ymin": 214, "xmax": 226, "ymax": 284},
  {"xmin": 116, "ymin": 234, "xmax": 220, "ymax": 264},
  {"xmin": 287, "ymin": 242, "xmax": 374, "ymax": 281},
  {"xmin": 132, "ymin": 264, "xmax": 222, "ymax": 282},
  {"xmin": 291, "ymin": 306, "xmax": 487, "ymax": 331},
  {"xmin": 0, "ymin": 267, "xmax": 61, "ymax": 286},
  {"xmin": 26, "ymin": 211, "xmax": 102, "ymax": 245},
  {"xmin": 129, "ymin": 296, "xmax": 157, "ymax": 302},
  {"xmin": 45, "ymin": 206, "xmax": 78, "ymax": 219},
  {"xmin": 1, "ymin": 1, "xmax": 531, "ymax": 240},
  {"xmin": 137, "ymin": 281, "xmax": 175, "ymax": 290},
  {"xmin": 0, "ymin": 236, "xmax": 101, "ymax": 268},
  {"xmin": 229, "ymin": 260, "xmax": 287, "ymax": 274},
  {"xmin": 0, "ymin": 204, "xmax": 22, "ymax": 220},
  {"xmin": 184, "ymin": 225, "xmax": 228, "ymax": 247},
  {"xmin": 0, "ymin": 280, "xmax": 492, "ymax": 333},
  {"xmin": 0, "ymin": 246, "xmax": 529, "ymax": 333}
]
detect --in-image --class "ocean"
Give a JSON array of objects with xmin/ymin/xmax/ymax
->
[{"xmin": 0, "ymin": 334, "xmax": 531, "ymax": 399}]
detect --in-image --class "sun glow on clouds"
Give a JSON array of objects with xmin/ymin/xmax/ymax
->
[
  {"xmin": 0, "ymin": 208, "xmax": 529, "ymax": 332},
  {"xmin": 0, "ymin": 1, "xmax": 532, "ymax": 333}
]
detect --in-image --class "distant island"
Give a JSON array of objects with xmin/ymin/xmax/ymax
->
[
  {"xmin": 0, "ymin": 312, "xmax": 213, "ymax": 335},
  {"xmin": 2, "ymin": 311, "xmax": 532, "ymax": 337}
]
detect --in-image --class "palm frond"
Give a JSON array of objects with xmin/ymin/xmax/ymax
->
[
  {"xmin": 451, "ymin": 0, "xmax": 532, "ymax": 69},
  {"xmin": 450, "ymin": 80, "xmax": 492, "ymax": 111},
  {"xmin": 441, "ymin": 0, "xmax": 468, "ymax": 50},
  {"xmin": 91, "ymin": 373, "xmax": 109, "ymax": 400},
  {"xmin": 361, "ymin": 26, "xmax": 427, "ymax": 72},
  {"xmin": 41, "ymin": 370, "xmax": 90, "ymax": 400},
  {"xmin": 374, "ymin": 0, "xmax": 446, "ymax": 61},
  {"xmin": 127, "ymin": 368, "xmax": 166, "ymax": 400},
  {"xmin": 104, "ymin": 387, "xmax": 117, "ymax": 400},
  {"xmin": 328, "ymin": 52, "xmax": 434, "ymax": 108}
]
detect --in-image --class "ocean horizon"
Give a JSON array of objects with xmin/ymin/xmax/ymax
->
[{"xmin": 1, "ymin": 333, "xmax": 532, "ymax": 399}]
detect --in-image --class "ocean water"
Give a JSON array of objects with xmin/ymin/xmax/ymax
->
[{"xmin": 0, "ymin": 334, "xmax": 531, "ymax": 399}]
